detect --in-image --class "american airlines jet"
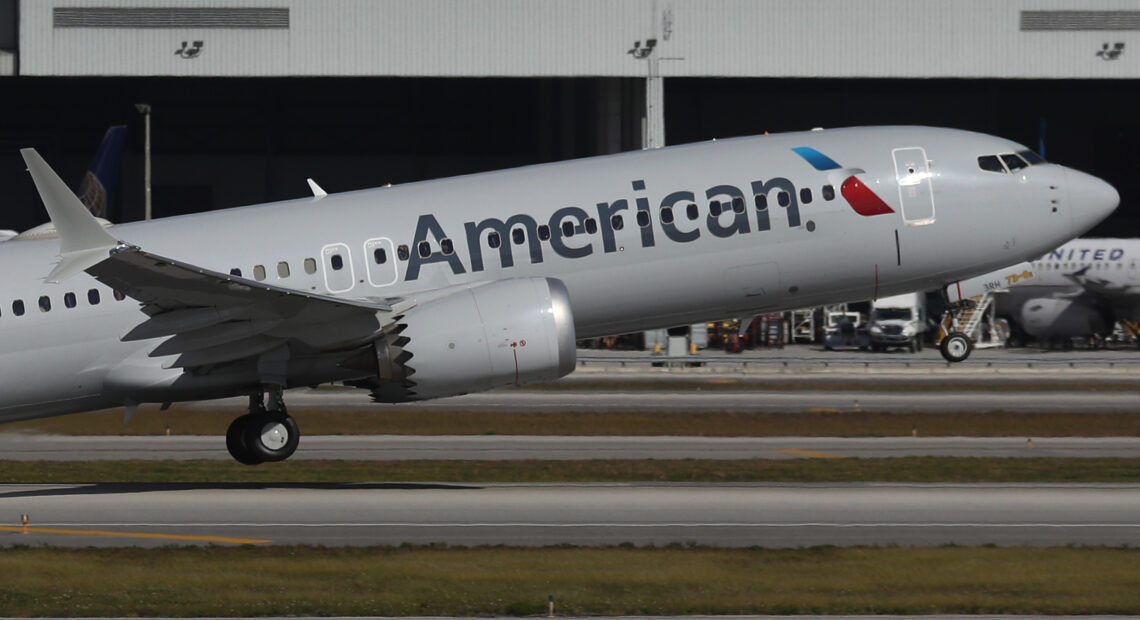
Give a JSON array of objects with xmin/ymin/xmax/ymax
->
[{"xmin": 5, "ymin": 126, "xmax": 1118, "ymax": 464}]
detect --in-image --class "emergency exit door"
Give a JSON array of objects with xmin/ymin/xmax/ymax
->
[{"xmin": 892, "ymin": 147, "xmax": 935, "ymax": 225}]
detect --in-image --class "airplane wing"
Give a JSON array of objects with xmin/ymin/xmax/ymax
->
[{"xmin": 21, "ymin": 148, "xmax": 397, "ymax": 372}]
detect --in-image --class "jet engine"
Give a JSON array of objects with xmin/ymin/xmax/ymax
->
[
  {"xmin": 347, "ymin": 277, "xmax": 576, "ymax": 402},
  {"xmin": 1019, "ymin": 297, "xmax": 1113, "ymax": 340}
]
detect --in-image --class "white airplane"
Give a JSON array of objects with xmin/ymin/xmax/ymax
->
[
  {"xmin": 995, "ymin": 238, "xmax": 1140, "ymax": 345},
  {"xmin": 4, "ymin": 126, "xmax": 1117, "ymax": 463}
]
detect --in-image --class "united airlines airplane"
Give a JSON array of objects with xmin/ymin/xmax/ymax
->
[{"xmin": 5, "ymin": 126, "xmax": 1118, "ymax": 464}]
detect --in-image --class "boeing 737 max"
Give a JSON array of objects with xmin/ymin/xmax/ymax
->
[{"xmin": 5, "ymin": 126, "xmax": 1118, "ymax": 463}]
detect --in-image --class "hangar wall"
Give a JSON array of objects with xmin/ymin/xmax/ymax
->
[{"xmin": 14, "ymin": 0, "xmax": 1140, "ymax": 79}]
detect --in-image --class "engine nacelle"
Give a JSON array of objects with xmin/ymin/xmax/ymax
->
[
  {"xmin": 1019, "ymin": 297, "xmax": 1113, "ymax": 339},
  {"xmin": 355, "ymin": 277, "xmax": 576, "ymax": 402}
]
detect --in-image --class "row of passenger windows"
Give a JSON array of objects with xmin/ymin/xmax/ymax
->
[
  {"xmin": 1, "ymin": 288, "xmax": 126, "ymax": 317},
  {"xmin": 977, "ymin": 150, "xmax": 1045, "ymax": 174}
]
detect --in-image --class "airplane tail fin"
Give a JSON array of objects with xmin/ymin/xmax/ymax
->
[{"xmin": 75, "ymin": 125, "xmax": 127, "ymax": 220}]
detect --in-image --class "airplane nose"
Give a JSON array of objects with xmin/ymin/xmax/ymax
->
[{"xmin": 1065, "ymin": 167, "xmax": 1119, "ymax": 235}]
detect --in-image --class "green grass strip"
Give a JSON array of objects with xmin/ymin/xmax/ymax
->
[
  {"xmin": 0, "ymin": 546, "xmax": 1138, "ymax": 616},
  {"xmin": 1, "ymin": 457, "xmax": 1140, "ymax": 483}
]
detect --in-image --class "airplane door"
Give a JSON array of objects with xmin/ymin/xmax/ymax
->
[
  {"xmin": 321, "ymin": 243, "xmax": 356, "ymax": 293},
  {"xmin": 364, "ymin": 238, "xmax": 399, "ymax": 287},
  {"xmin": 892, "ymin": 147, "xmax": 935, "ymax": 225}
]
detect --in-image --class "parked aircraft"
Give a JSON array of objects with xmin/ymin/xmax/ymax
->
[
  {"xmin": 995, "ymin": 238, "xmax": 1140, "ymax": 346},
  {"xmin": 7, "ymin": 126, "xmax": 1118, "ymax": 463},
  {"xmin": 1, "ymin": 125, "xmax": 127, "ymax": 241}
]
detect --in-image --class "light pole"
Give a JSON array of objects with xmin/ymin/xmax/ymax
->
[{"xmin": 134, "ymin": 103, "xmax": 152, "ymax": 220}]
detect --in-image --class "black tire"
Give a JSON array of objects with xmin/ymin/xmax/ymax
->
[
  {"xmin": 914, "ymin": 338, "xmax": 923, "ymax": 352},
  {"xmin": 939, "ymin": 332, "xmax": 973, "ymax": 363},
  {"xmin": 226, "ymin": 414, "xmax": 264, "ymax": 466},
  {"xmin": 245, "ymin": 413, "xmax": 300, "ymax": 463}
]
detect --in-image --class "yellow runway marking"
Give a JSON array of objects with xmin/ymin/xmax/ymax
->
[
  {"xmin": 0, "ymin": 526, "xmax": 268, "ymax": 544},
  {"xmin": 778, "ymin": 448, "xmax": 844, "ymax": 459}
]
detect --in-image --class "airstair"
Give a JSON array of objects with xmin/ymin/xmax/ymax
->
[{"xmin": 936, "ymin": 291, "xmax": 1007, "ymax": 349}]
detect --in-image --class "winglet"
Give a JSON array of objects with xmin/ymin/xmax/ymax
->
[
  {"xmin": 306, "ymin": 178, "xmax": 327, "ymax": 198},
  {"xmin": 21, "ymin": 148, "xmax": 121, "ymax": 282}
]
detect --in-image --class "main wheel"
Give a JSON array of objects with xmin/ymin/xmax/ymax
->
[
  {"xmin": 226, "ymin": 414, "xmax": 265, "ymax": 466},
  {"xmin": 245, "ymin": 413, "xmax": 300, "ymax": 463},
  {"xmin": 939, "ymin": 332, "xmax": 973, "ymax": 363}
]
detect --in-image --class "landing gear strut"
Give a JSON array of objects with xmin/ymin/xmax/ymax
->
[{"xmin": 225, "ymin": 387, "xmax": 300, "ymax": 465}]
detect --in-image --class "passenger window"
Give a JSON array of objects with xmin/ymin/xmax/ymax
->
[
  {"xmin": 253, "ymin": 265, "xmax": 267, "ymax": 280},
  {"xmin": 822, "ymin": 185, "xmax": 835, "ymax": 201},
  {"xmin": 512, "ymin": 228, "xmax": 525, "ymax": 244},
  {"xmin": 561, "ymin": 221, "xmax": 575, "ymax": 237},
  {"xmin": 585, "ymin": 218, "xmax": 598, "ymax": 234},
  {"xmin": 611, "ymin": 214, "xmax": 624, "ymax": 231},
  {"xmin": 88, "ymin": 289, "xmax": 100, "ymax": 305},
  {"xmin": 754, "ymin": 194, "xmax": 768, "ymax": 210},
  {"xmin": 777, "ymin": 192, "xmax": 790, "ymax": 207},
  {"xmin": 800, "ymin": 188, "xmax": 813, "ymax": 204},
  {"xmin": 329, "ymin": 255, "xmax": 343, "ymax": 271},
  {"xmin": 304, "ymin": 258, "xmax": 317, "ymax": 274},
  {"xmin": 686, "ymin": 204, "xmax": 699, "ymax": 220},
  {"xmin": 709, "ymin": 200, "xmax": 722, "ymax": 217},
  {"xmin": 977, "ymin": 155, "xmax": 1005, "ymax": 173},
  {"xmin": 373, "ymin": 248, "xmax": 387, "ymax": 264},
  {"xmin": 488, "ymin": 232, "xmax": 502, "ymax": 248},
  {"xmin": 114, "ymin": 289, "xmax": 126, "ymax": 301},
  {"xmin": 441, "ymin": 238, "xmax": 454, "ymax": 255},
  {"xmin": 1001, "ymin": 153, "xmax": 1029, "ymax": 172},
  {"xmin": 637, "ymin": 211, "xmax": 650, "ymax": 227},
  {"xmin": 64, "ymin": 292, "xmax": 76, "ymax": 309},
  {"xmin": 397, "ymin": 245, "xmax": 410, "ymax": 260},
  {"xmin": 12, "ymin": 300, "xmax": 23, "ymax": 316},
  {"xmin": 732, "ymin": 196, "xmax": 745, "ymax": 213},
  {"xmin": 417, "ymin": 241, "xmax": 431, "ymax": 258},
  {"xmin": 660, "ymin": 207, "xmax": 674, "ymax": 224},
  {"xmin": 229, "ymin": 268, "xmax": 242, "ymax": 277},
  {"xmin": 277, "ymin": 261, "xmax": 290, "ymax": 278},
  {"xmin": 38, "ymin": 296, "xmax": 50, "ymax": 312},
  {"xmin": 538, "ymin": 224, "xmax": 551, "ymax": 241}
]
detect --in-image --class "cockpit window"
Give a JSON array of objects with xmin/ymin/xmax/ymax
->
[
  {"xmin": 1001, "ymin": 153, "xmax": 1029, "ymax": 172},
  {"xmin": 1018, "ymin": 149, "xmax": 1046, "ymax": 165},
  {"xmin": 977, "ymin": 155, "xmax": 1005, "ymax": 173}
]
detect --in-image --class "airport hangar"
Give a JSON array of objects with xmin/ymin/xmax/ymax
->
[{"xmin": 0, "ymin": 0, "xmax": 1137, "ymax": 239}]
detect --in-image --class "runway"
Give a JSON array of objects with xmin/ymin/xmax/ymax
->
[
  {"xmin": 2, "ymin": 434, "xmax": 1138, "ymax": 460},
  {"xmin": 1, "ymin": 482, "xmax": 1137, "ymax": 548}
]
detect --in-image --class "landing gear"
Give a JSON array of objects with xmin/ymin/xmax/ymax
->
[
  {"xmin": 225, "ymin": 388, "xmax": 300, "ymax": 465},
  {"xmin": 939, "ymin": 331, "xmax": 973, "ymax": 363}
]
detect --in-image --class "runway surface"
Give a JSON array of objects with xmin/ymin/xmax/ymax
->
[
  {"xmin": 1, "ymin": 482, "xmax": 1137, "ymax": 548},
  {"xmin": 2, "ymin": 434, "xmax": 1138, "ymax": 460}
]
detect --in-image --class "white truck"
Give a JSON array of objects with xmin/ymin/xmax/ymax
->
[{"xmin": 869, "ymin": 292, "xmax": 926, "ymax": 353}]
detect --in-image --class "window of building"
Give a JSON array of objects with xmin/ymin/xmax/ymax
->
[
  {"xmin": 64, "ymin": 292, "xmax": 76, "ymax": 309},
  {"xmin": 277, "ymin": 261, "xmax": 290, "ymax": 278},
  {"xmin": 38, "ymin": 296, "xmax": 50, "ymax": 312},
  {"xmin": 637, "ymin": 211, "xmax": 651, "ymax": 227},
  {"xmin": 373, "ymin": 248, "xmax": 387, "ymax": 264},
  {"xmin": 330, "ymin": 255, "xmax": 344, "ymax": 271},
  {"xmin": 253, "ymin": 265, "xmax": 267, "ymax": 280},
  {"xmin": 441, "ymin": 238, "xmax": 454, "ymax": 255},
  {"xmin": 304, "ymin": 258, "xmax": 318, "ymax": 274},
  {"xmin": 12, "ymin": 300, "xmax": 24, "ymax": 316},
  {"xmin": 397, "ymin": 245, "xmax": 410, "ymax": 260},
  {"xmin": 417, "ymin": 241, "xmax": 431, "ymax": 258},
  {"xmin": 800, "ymin": 188, "xmax": 813, "ymax": 204},
  {"xmin": 822, "ymin": 185, "xmax": 835, "ymax": 201},
  {"xmin": 88, "ymin": 289, "xmax": 100, "ymax": 305}
]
